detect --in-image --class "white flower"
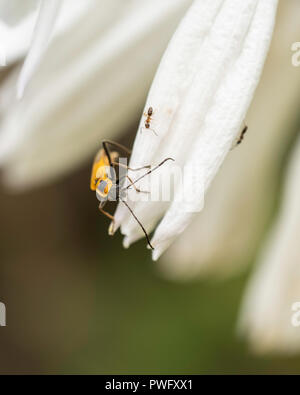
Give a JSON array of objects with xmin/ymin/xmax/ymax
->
[
  {"xmin": 0, "ymin": 0, "xmax": 191, "ymax": 190},
  {"xmin": 0, "ymin": 0, "xmax": 299, "ymax": 356},
  {"xmin": 238, "ymin": 134, "xmax": 300, "ymax": 354},
  {"xmin": 159, "ymin": 0, "xmax": 300, "ymax": 280},
  {"xmin": 113, "ymin": 0, "xmax": 279, "ymax": 260}
]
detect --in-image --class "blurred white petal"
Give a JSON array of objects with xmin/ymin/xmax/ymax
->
[
  {"xmin": 0, "ymin": 0, "xmax": 92, "ymax": 66},
  {"xmin": 0, "ymin": 0, "xmax": 37, "ymax": 25},
  {"xmin": 238, "ymin": 134, "xmax": 300, "ymax": 354},
  {"xmin": 159, "ymin": 0, "xmax": 300, "ymax": 280},
  {"xmin": 0, "ymin": 0, "xmax": 38, "ymax": 65},
  {"xmin": 114, "ymin": 0, "xmax": 278, "ymax": 259},
  {"xmin": 17, "ymin": 0, "xmax": 62, "ymax": 99},
  {"xmin": 0, "ymin": 0, "xmax": 191, "ymax": 190}
]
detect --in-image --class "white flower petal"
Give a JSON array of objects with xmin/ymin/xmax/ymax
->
[
  {"xmin": 152, "ymin": 0, "xmax": 278, "ymax": 260},
  {"xmin": 17, "ymin": 0, "xmax": 63, "ymax": 99},
  {"xmin": 113, "ymin": 0, "xmax": 223, "ymax": 232},
  {"xmin": 0, "ymin": 0, "xmax": 191, "ymax": 190},
  {"xmin": 0, "ymin": 0, "xmax": 37, "ymax": 26},
  {"xmin": 0, "ymin": 0, "xmax": 92, "ymax": 66},
  {"xmin": 0, "ymin": 0, "xmax": 38, "ymax": 66},
  {"xmin": 159, "ymin": 0, "xmax": 300, "ymax": 280},
  {"xmin": 238, "ymin": 134, "xmax": 300, "ymax": 354},
  {"xmin": 114, "ymin": 0, "xmax": 278, "ymax": 259}
]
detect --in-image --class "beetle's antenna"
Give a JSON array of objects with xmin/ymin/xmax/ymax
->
[
  {"xmin": 122, "ymin": 158, "xmax": 174, "ymax": 192},
  {"xmin": 102, "ymin": 140, "xmax": 131, "ymax": 155},
  {"xmin": 120, "ymin": 199, "xmax": 154, "ymax": 250}
]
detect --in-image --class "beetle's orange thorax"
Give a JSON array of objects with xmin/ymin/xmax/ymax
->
[{"xmin": 90, "ymin": 149, "xmax": 111, "ymax": 191}]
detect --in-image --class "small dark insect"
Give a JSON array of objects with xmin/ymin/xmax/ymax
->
[
  {"xmin": 90, "ymin": 140, "xmax": 174, "ymax": 249},
  {"xmin": 236, "ymin": 125, "xmax": 248, "ymax": 145},
  {"xmin": 231, "ymin": 123, "xmax": 249, "ymax": 150},
  {"xmin": 142, "ymin": 106, "xmax": 157, "ymax": 135},
  {"xmin": 145, "ymin": 107, "xmax": 153, "ymax": 128}
]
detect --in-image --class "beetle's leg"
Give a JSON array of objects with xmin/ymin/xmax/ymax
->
[
  {"xmin": 98, "ymin": 205, "xmax": 115, "ymax": 235},
  {"xmin": 122, "ymin": 158, "xmax": 174, "ymax": 192},
  {"xmin": 126, "ymin": 176, "xmax": 149, "ymax": 194},
  {"xmin": 111, "ymin": 161, "xmax": 151, "ymax": 171},
  {"xmin": 117, "ymin": 175, "xmax": 149, "ymax": 194},
  {"xmin": 120, "ymin": 199, "xmax": 154, "ymax": 250}
]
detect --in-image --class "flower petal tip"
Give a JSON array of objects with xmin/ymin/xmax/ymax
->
[
  {"xmin": 152, "ymin": 248, "xmax": 162, "ymax": 262},
  {"xmin": 123, "ymin": 237, "xmax": 131, "ymax": 249},
  {"xmin": 108, "ymin": 222, "xmax": 115, "ymax": 236}
]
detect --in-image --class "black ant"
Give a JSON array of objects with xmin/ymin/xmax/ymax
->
[
  {"xmin": 231, "ymin": 123, "xmax": 248, "ymax": 150},
  {"xmin": 236, "ymin": 124, "xmax": 248, "ymax": 145}
]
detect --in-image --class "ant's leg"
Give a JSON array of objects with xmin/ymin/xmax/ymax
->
[
  {"xmin": 148, "ymin": 127, "xmax": 157, "ymax": 136},
  {"xmin": 98, "ymin": 205, "xmax": 115, "ymax": 235},
  {"xmin": 140, "ymin": 126, "xmax": 157, "ymax": 136},
  {"xmin": 120, "ymin": 199, "xmax": 154, "ymax": 250}
]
